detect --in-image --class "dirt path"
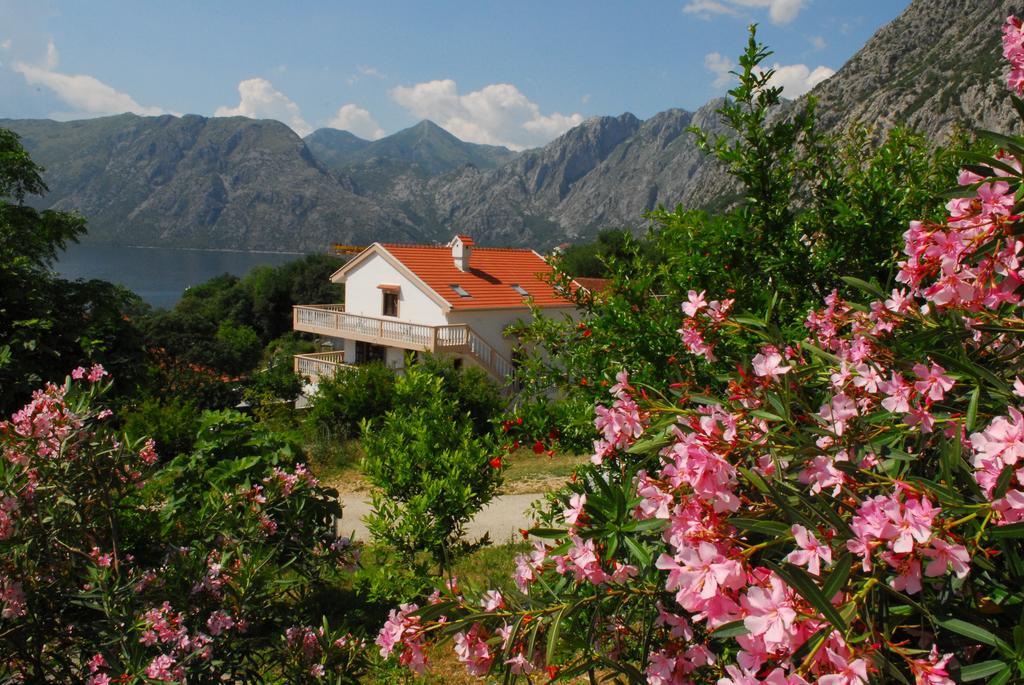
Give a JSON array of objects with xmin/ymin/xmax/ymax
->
[{"xmin": 336, "ymin": 492, "xmax": 546, "ymax": 544}]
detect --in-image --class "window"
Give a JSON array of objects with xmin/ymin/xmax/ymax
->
[
  {"xmin": 450, "ymin": 284, "xmax": 471, "ymax": 298},
  {"xmin": 382, "ymin": 291, "xmax": 399, "ymax": 317},
  {"xmin": 510, "ymin": 283, "xmax": 529, "ymax": 296}
]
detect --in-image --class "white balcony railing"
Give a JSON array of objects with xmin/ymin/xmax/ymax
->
[
  {"xmin": 293, "ymin": 351, "xmax": 353, "ymax": 381},
  {"xmin": 292, "ymin": 304, "xmax": 515, "ymax": 380}
]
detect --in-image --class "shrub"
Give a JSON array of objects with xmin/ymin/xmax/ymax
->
[
  {"xmin": 120, "ymin": 394, "xmax": 201, "ymax": 460},
  {"xmin": 304, "ymin": 361, "xmax": 396, "ymax": 442},
  {"xmin": 373, "ymin": 20, "xmax": 1024, "ymax": 684},
  {"xmin": 361, "ymin": 365, "xmax": 502, "ymax": 570},
  {"xmin": 0, "ymin": 367, "xmax": 365, "ymax": 683},
  {"xmin": 417, "ymin": 354, "xmax": 504, "ymax": 436}
]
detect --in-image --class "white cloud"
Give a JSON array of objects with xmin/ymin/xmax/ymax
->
[
  {"xmin": 12, "ymin": 39, "xmax": 166, "ymax": 117},
  {"xmin": 684, "ymin": 0, "xmax": 807, "ymax": 25},
  {"xmin": 214, "ymin": 78, "xmax": 312, "ymax": 137},
  {"xmin": 810, "ymin": 35, "xmax": 826, "ymax": 50},
  {"xmin": 704, "ymin": 51, "xmax": 734, "ymax": 89},
  {"xmin": 762, "ymin": 62, "xmax": 834, "ymax": 96},
  {"xmin": 357, "ymin": 65, "xmax": 384, "ymax": 78},
  {"xmin": 1, "ymin": 39, "xmax": 13, "ymax": 51},
  {"xmin": 390, "ymin": 79, "xmax": 583, "ymax": 150},
  {"xmin": 705, "ymin": 50, "xmax": 833, "ymax": 96},
  {"xmin": 327, "ymin": 103, "xmax": 384, "ymax": 140}
]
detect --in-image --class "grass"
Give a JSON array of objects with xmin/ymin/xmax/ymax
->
[{"xmin": 310, "ymin": 439, "xmax": 588, "ymax": 497}]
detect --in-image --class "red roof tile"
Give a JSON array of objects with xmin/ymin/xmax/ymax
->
[{"xmin": 381, "ymin": 243, "xmax": 573, "ymax": 310}]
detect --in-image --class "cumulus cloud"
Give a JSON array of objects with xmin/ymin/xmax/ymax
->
[
  {"xmin": 810, "ymin": 35, "xmax": 827, "ymax": 50},
  {"xmin": 12, "ymin": 39, "xmax": 166, "ymax": 117},
  {"xmin": 684, "ymin": 0, "xmax": 806, "ymax": 25},
  {"xmin": 390, "ymin": 79, "xmax": 583, "ymax": 150},
  {"xmin": 704, "ymin": 51, "xmax": 734, "ymax": 88},
  {"xmin": 704, "ymin": 49, "xmax": 833, "ymax": 96},
  {"xmin": 214, "ymin": 78, "xmax": 312, "ymax": 137},
  {"xmin": 762, "ymin": 62, "xmax": 834, "ymax": 96},
  {"xmin": 327, "ymin": 103, "xmax": 385, "ymax": 140}
]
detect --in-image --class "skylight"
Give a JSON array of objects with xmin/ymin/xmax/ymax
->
[
  {"xmin": 511, "ymin": 283, "xmax": 529, "ymax": 296},
  {"xmin": 450, "ymin": 284, "xmax": 471, "ymax": 298}
]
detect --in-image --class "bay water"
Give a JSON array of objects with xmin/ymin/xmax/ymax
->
[{"xmin": 54, "ymin": 243, "xmax": 307, "ymax": 309}]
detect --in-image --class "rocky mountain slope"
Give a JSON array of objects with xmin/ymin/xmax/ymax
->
[
  {"xmin": 1, "ymin": 114, "xmax": 426, "ymax": 251},
  {"xmin": 2, "ymin": 0, "xmax": 1017, "ymax": 251}
]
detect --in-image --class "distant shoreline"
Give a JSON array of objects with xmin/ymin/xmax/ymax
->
[{"xmin": 81, "ymin": 243, "xmax": 313, "ymax": 257}]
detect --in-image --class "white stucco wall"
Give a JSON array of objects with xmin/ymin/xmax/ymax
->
[
  {"xmin": 341, "ymin": 253, "xmax": 448, "ymax": 326},
  {"xmin": 446, "ymin": 305, "xmax": 578, "ymax": 363}
]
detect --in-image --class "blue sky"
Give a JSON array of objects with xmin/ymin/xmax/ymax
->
[{"xmin": 0, "ymin": 0, "xmax": 910, "ymax": 150}]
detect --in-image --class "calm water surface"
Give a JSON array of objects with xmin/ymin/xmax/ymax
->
[{"xmin": 55, "ymin": 243, "xmax": 306, "ymax": 309}]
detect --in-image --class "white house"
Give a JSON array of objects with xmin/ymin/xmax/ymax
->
[{"xmin": 292, "ymin": 235, "xmax": 578, "ymax": 383}]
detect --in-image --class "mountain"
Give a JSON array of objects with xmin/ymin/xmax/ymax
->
[
  {"xmin": 1, "ymin": 113, "xmax": 429, "ymax": 251},
  {"xmin": 808, "ymin": 0, "xmax": 1016, "ymax": 142},
  {"xmin": 2, "ymin": 0, "xmax": 1017, "ymax": 252},
  {"xmin": 302, "ymin": 128, "xmax": 371, "ymax": 170}
]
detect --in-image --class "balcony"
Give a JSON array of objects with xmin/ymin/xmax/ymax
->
[
  {"xmin": 292, "ymin": 304, "xmax": 515, "ymax": 380},
  {"xmin": 293, "ymin": 351, "xmax": 355, "ymax": 382},
  {"xmin": 293, "ymin": 304, "xmax": 469, "ymax": 352}
]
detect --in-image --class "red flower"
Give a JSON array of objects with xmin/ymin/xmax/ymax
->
[
  {"xmin": 532, "ymin": 440, "xmax": 544, "ymax": 454},
  {"xmin": 489, "ymin": 456, "xmax": 503, "ymax": 468}
]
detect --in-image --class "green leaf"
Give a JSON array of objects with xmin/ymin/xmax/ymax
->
[
  {"xmin": 966, "ymin": 386, "xmax": 981, "ymax": 432},
  {"xmin": 821, "ymin": 552, "xmax": 853, "ymax": 600},
  {"xmin": 529, "ymin": 527, "xmax": 567, "ymax": 539},
  {"xmin": 987, "ymin": 522, "xmax": 1024, "ymax": 539},
  {"xmin": 840, "ymin": 276, "xmax": 884, "ymax": 299},
  {"xmin": 730, "ymin": 518, "xmax": 791, "ymax": 536},
  {"xmin": 937, "ymin": 618, "xmax": 1010, "ymax": 651},
  {"xmin": 623, "ymin": 535, "xmax": 653, "ymax": 567},
  {"xmin": 960, "ymin": 661, "xmax": 1009, "ymax": 682},
  {"xmin": 767, "ymin": 562, "xmax": 846, "ymax": 631},
  {"xmin": 984, "ymin": 665, "xmax": 1012, "ymax": 685},
  {"xmin": 546, "ymin": 607, "xmax": 566, "ymax": 665},
  {"xmin": 710, "ymin": 620, "xmax": 749, "ymax": 639}
]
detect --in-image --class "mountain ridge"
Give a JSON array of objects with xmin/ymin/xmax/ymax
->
[{"xmin": 3, "ymin": 0, "xmax": 1016, "ymax": 251}]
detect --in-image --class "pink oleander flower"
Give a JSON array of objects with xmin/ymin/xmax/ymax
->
[
  {"xmin": 741, "ymin": 574, "xmax": 797, "ymax": 647},
  {"xmin": 139, "ymin": 438, "xmax": 159, "ymax": 466},
  {"xmin": 785, "ymin": 524, "xmax": 832, "ymax": 576},
  {"xmin": 818, "ymin": 648, "xmax": 870, "ymax": 685},
  {"xmin": 751, "ymin": 347, "xmax": 792, "ymax": 382},
  {"xmin": 922, "ymin": 539, "xmax": 970, "ymax": 579},
  {"xmin": 912, "ymin": 363, "xmax": 955, "ymax": 402},
  {"xmin": 563, "ymin": 492, "xmax": 587, "ymax": 526},
  {"xmin": 480, "ymin": 589, "xmax": 504, "ymax": 612},
  {"xmin": 145, "ymin": 654, "xmax": 178, "ymax": 681},
  {"xmin": 453, "ymin": 625, "xmax": 493, "ymax": 677},
  {"xmin": 682, "ymin": 290, "xmax": 708, "ymax": 317},
  {"xmin": 909, "ymin": 647, "xmax": 955, "ymax": 685}
]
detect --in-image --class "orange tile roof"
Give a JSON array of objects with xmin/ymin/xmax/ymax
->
[{"xmin": 381, "ymin": 243, "xmax": 573, "ymax": 310}]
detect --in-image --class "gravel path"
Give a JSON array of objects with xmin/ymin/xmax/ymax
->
[{"xmin": 337, "ymin": 493, "xmax": 545, "ymax": 544}]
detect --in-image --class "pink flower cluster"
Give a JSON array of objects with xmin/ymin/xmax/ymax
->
[
  {"xmin": 678, "ymin": 290, "xmax": 734, "ymax": 362},
  {"xmin": 265, "ymin": 462, "xmax": 319, "ymax": 496},
  {"xmin": 896, "ymin": 161, "xmax": 1022, "ymax": 311},
  {"xmin": 375, "ymin": 603, "xmax": 427, "ymax": 674},
  {"xmin": 971, "ymin": 407, "xmax": 1024, "ymax": 523},
  {"xmin": 592, "ymin": 371, "xmax": 645, "ymax": 464},
  {"xmin": 1004, "ymin": 15, "xmax": 1024, "ymax": 94},
  {"xmin": 138, "ymin": 602, "xmax": 213, "ymax": 682}
]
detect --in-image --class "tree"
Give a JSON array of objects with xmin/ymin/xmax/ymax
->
[{"xmin": 0, "ymin": 129, "xmax": 148, "ymax": 413}]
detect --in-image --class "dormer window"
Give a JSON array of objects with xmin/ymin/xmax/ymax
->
[
  {"xmin": 450, "ymin": 284, "xmax": 471, "ymax": 298},
  {"xmin": 510, "ymin": 283, "xmax": 529, "ymax": 296}
]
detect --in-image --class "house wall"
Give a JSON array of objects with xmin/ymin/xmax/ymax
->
[
  {"xmin": 446, "ymin": 305, "xmax": 578, "ymax": 363},
  {"xmin": 342, "ymin": 254, "xmax": 448, "ymax": 326}
]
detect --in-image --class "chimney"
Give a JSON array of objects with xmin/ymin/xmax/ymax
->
[{"xmin": 450, "ymin": 234, "xmax": 474, "ymax": 272}]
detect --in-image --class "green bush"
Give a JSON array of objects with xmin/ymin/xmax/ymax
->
[
  {"xmin": 417, "ymin": 354, "xmax": 504, "ymax": 436},
  {"xmin": 361, "ymin": 365, "xmax": 502, "ymax": 569},
  {"xmin": 120, "ymin": 395, "xmax": 201, "ymax": 460},
  {"xmin": 304, "ymin": 361, "xmax": 396, "ymax": 441}
]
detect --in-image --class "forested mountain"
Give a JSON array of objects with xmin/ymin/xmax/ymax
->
[{"xmin": 2, "ymin": 0, "xmax": 1014, "ymax": 251}]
